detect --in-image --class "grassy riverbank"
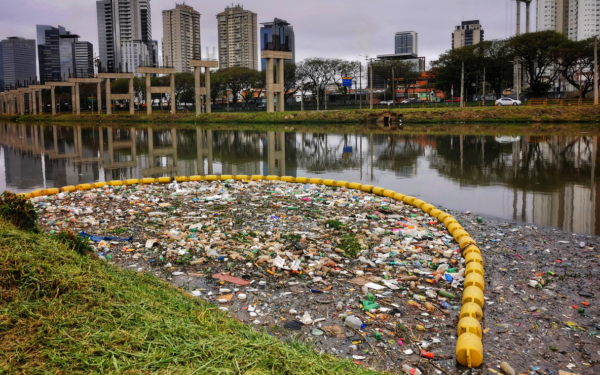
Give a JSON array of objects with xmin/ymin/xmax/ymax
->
[
  {"xmin": 3, "ymin": 105, "xmax": 600, "ymax": 125},
  {"xmin": 0, "ymin": 219, "xmax": 377, "ymax": 374}
]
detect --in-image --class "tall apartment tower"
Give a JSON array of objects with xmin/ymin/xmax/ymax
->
[
  {"xmin": 537, "ymin": 0, "xmax": 600, "ymax": 40},
  {"xmin": 96, "ymin": 0, "xmax": 150, "ymax": 73},
  {"xmin": 260, "ymin": 18, "xmax": 295, "ymax": 71},
  {"xmin": 216, "ymin": 5, "xmax": 258, "ymax": 70},
  {"xmin": 452, "ymin": 20, "xmax": 484, "ymax": 49},
  {"xmin": 394, "ymin": 31, "xmax": 418, "ymax": 55},
  {"xmin": 0, "ymin": 37, "xmax": 36, "ymax": 89},
  {"xmin": 162, "ymin": 3, "xmax": 201, "ymax": 72}
]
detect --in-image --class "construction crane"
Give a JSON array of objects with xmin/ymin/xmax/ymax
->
[{"xmin": 514, "ymin": 0, "xmax": 533, "ymax": 35}]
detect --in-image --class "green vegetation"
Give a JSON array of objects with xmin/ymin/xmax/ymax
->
[
  {"xmin": 326, "ymin": 219, "xmax": 343, "ymax": 230},
  {"xmin": 5, "ymin": 105, "xmax": 600, "ymax": 125},
  {"xmin": 339, "ymin": 234, "xmax": 361, "ymax": 258},
  {"xmin": 0, "ymin": 191, "xmax": 38, "ymax": 232},
  {"xmin": 55, "ymin": 229, "xmax": 95, "ymax": 256},
  {"xmin": 0, "ymin": 219, "xmax": 378, "ymax": 374}
]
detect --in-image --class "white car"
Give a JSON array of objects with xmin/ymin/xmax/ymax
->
[
  {"xmin": 495, "ymin": 97, "xmax": 522, "ymax": 106},
  {"xmin": 379, "ymin": 100, "xmax": 394, "ymax": 106}
]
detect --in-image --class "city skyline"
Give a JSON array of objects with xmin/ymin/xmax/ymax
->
[{"xmin": 0, "ymin": 0, "xmax": 540, "ymax": 70}]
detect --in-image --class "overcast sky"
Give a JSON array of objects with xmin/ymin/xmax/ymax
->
[{"xmin": 0, "ymin": 0, "xmax": 534, "ymax": 69}]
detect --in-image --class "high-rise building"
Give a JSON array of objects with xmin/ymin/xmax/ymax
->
[
  {"xmin": 37, "ymin": 25, "xmax": 94, "ymax": 82},
  {"xmin": 0, "ymin": 37, "xmax": 36, "ymax": 89},
  {"xmin": 96, "ymin": 0, "xmax": 149, "ymax": 73},
  {"xmin": 216, "ymin": 5, "xmax": 258, "ymax": 70},
  {"xmin": 452, "ymin": 20, "xmax": 484, "ymax": 49},
  {"xmin": 0, "ymin": 43, "xmax": 4, "ymax": 91},
  {"xmin": 162, "ymin": 3, "xmax": 201, "ymax": 72},
  {"xmin": 394, "ymin": 31, "xmax": 418, "ymax": 55},
  {"xmin": 537, "ymin": 0, "xmax": 600, "ymax": 40},
  {"xmin": 260, "ymin": 18, "xmax": 295, "ymax": 71},
  {"xmin": 122, "ymin": 39, "xmax": 149, "ymax": 76}
]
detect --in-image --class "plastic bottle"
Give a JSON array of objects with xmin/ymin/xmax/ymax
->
[
  {"xmin": 344, "ymin": 316, "xmax": 363, "ymax": 330},
  {"xmin": 424, "ymin": 302, "xmax": 435, "ymax": 312},
  {"xmin": 402, "ymin": 365, "xmax": 422, "ymax": 375},
  {"xmin": 421, "ymin": 350, "xmax": 434, "ymax": 359}
]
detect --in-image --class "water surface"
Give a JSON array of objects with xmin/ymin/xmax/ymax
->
[{"xmin": 1, "ymin": 122, "xmax": 598, "ymax": 235}]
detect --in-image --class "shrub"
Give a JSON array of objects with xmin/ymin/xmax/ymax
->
[
  {"xmin": 56, "ymin": 230, "xmax": 95, "ymax": 256},
  {"xmin": 0, "ymin": 191, "xmax": 38, "ymax": 231}
]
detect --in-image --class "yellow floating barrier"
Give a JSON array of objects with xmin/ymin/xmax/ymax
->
[
  {"xmin": 251, "ymin": 175, "xmax": 265, "ymax": 181},
  {"xmin": 281, "ymin": 176, "xmax": 295, "ymax": 183},
  {"xmin": 174, "ymin": 176, "xmax": 188, "ymax": 182},
  {"xmin": 361, "ymin": 185, "xmax": 374, "ymax": 193},
  {"xmin": 17, "ymin": 193, "xmax": 31, "ymax": 199},
  {"xmin": 429, "ymin": 208, "xmax": 442, "ymax": 217},
  {"xmin": 235, "ymin": 175, "xmax": 249, "ymax": 180},
  {"xmin": 383, "ymin": 189, "xmax": 396, "ymax": 198},
  {"xmin": 76, "ymin": 184, "xmax": 92, "ymax": 191},
  {"xmin": 447, "ymin": 222, "xmax": 463, "ymax": 235},
  {"xmin": 204, "ymin": 175, "xmax": 218, "ymax": 181},
  {"xmin": 335, "ymin": 180, "xmax": 349, "ymax": 187},
  {"xmin": 93, "ymin": 182, "xmax": 107, "ymax": 188},
  {"xmin": 108, "ymin": 180, "xmax": 123, "ymax": 186},
  {"xmin": 459, "ymin": 236, "xmax": 477, "ymax": 249},
  {"xmin": 462, "ymin": 244, "xmax": 482, "ymax": 257},
  {"xmin": 188, "ymin": 176, "xmax": 203, "ymax": 182},
  {"xmin": 437, "ymin": 211, "xmax": 451, "ymax": 222},
  {"xmin": 421, "ymin": 203, "xmax": 435, "ymax": 214},
  {"xmin": 458, "ymin": 317, "xmax": 483, "ymax": 339},
  {"xmin": 125, "ymin": 179, "xmax": 140, "ymax": 185},
  {"xmin": 403, "ymin": 196, "xmax": 416, "ymax": 205},
  {"xmin": 323, "ymin": 179, "xmax": 336, "ymax": 186},
  {"xmin": 140, "ymin": 178, "xmax": 156, "ymax": 184},
  {"xmin": 348, "ymin": 182, "xmax": 362, "ymax": 190},
  {"xmin": 266, "ymin": 175, "xmax": 280, "ymax": 181},
  {"xmin": 31, "ymin": 190, "xmax": 46, "ymax": 198},
  {"xmin": 464, "ymin": 272, "xmax": 485, "ymax": 291},
  {"xmin": 453, "ymin": 229, "xmax": 470, "ymax": 242},
  {"xmin": 372, "ymin": 187, "xmax": 385, "ymax": 196},
  {"xmin": 157, "ymin": 177, "xmax": 172, "ymax": 184},
  {"xmin": 456, "ymin": 333, "xmax": 483, "ymax": 368},
  {"xmin": 220, "ymin": 175, "xmax": 234, "ymax": 181},
  {"xmin": 465, "ymin": 262, "xmax": 484, "ymax": 277},
  {"xmin": 443, "ymin": 216, "xmax": 458, "ymax": 227},
  {"xmin": 393, "ymin": 193, "xmax": 406, "ymax": 202},
  {"xmin": 61, "ymin": 185, "xmax": 76, "ymax": 192},
  {"xmin": 459, "ymin": 302, "xmax": 483, "ymax": 321},
  {"xmin": 43, "ymin": 188, "xmax": 60, "ymax": 195},
  {"xmin": 465, "ymin": 252, "xmax": 484, "ymax": 267},
  {"xmin": 413, "ymin": 199, "xmax": 425, "ymax": 208},
  {"xmin": 462, "ymin": 286, "xmax": 485, "ymax": 308},
  {"xmin": 295, "ymin": 177, "xmax": 309, "ymax": 183},
  {"xmin": 309, "ymin": 178, "xmax": 323, "ymax": 185}
]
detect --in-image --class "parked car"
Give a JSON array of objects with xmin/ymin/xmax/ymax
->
[
  {"xmin": 495, "ymin": 97, "xmax": 522, "ymax": 106},
  {"xmin": 401, "ymin": 98, "xmax": 421, "ymax": 104},
  {"xmin": 379, "ymin": 100, "xmax": 394, "ymax": 106}
]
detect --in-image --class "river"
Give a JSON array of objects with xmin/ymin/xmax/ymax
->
[{"xmin": 0, "ymin": 122, "xmax": 598, "ymax": 235}]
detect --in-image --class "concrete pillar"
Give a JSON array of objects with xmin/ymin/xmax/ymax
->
[
  {"xmin": 38, "ymin": 91, "xmax": 43, "ymax": 114},
  {"xmin": 97, "ymin": 83, "xmax": 102, "ymax": 115},
  {"xmin": 71, "ymin": 87, "xmax": 76, "ymax": 114},
  {"xmin": 516, "ymin": 1, "xmax": 521, "ymax": 35},
  {"xmin": 277, "ymin": 58, "xmax": 284, "ymax": 112},
  {"xmin": 75, "ymin": 83, "xmax": 81, "ymax": 116},
  {"xmin": 32, "ymin": 90, "xmax": 37, "ymax": 115},
  {"xmin": 129, "ymin": 78, "xmax": 134, "ymax": 114},
  {"xmin": 106, "ymin": 79, "xmax": 112, "ymax": 115},
  {"xmin": 267, "ymin": 58, "xmax": 274, "ymax": 113},
  {"xmin": 146, "ymin": 74, "xmax": 152, "ymax": 115},
  {"xmin": 194, "ymin": 67, "xmax": 201, "ymax": 115},
  {"xmin": 51, "ymin": 87, "xmax": 56, "ymax": 116},
  {"xmin": 268, "ymin": 132, "xmax": 275, "ymax": 175},
  {"xmin": 206, "ymin": 68, "xmax": 212, "ymax": 114},
  {"xmin": 207, "ymin": 130, "xmax": 213, "ymax": 174},
  {"xmin": 170, "ymin": 73, "xmax": 176, "ymax": 114},
  {"xmin": 526, "ymin": 1, "xmax": 530, "ymax": 33},
  {"xmin": 196, "ymin": 129, "xmax": 205, "ymax": 175}
]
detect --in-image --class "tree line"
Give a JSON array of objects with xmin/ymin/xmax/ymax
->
[{"xmin": 432, "ymin": 30, "xmax": 598, "ymax": 99}]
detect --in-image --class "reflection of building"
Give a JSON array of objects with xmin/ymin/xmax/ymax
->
[
  {"xmin": 216, "ymin": 5, "xmax": 258, "ymax": 70},
  {"xmin": 452, "ymin": 20, "xmax": 484, "ymax": 49},
  {"xmin": 162, "ymin": 3, "xmax": 201, "ymax": 72}
]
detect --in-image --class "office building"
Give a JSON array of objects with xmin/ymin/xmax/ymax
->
[
  {"xmin": 37, "ymin": 25, "xmax": 93, "ymax": 82},
  {"xmin": 96, "ymin": 0, "xmax": 151, "ymax": 73},
  {"xmin": 260, "ymin": 18, "xmax": 294, "ymax": 71},
  {"xmin": 452, "ymin": 20, "xmax": 484, "ymax": 49},
  {"xmin": 0, "ymin": 37, "xmax": 36, "ymax": 89},
  {"xmin": 394, "ymin": 31, "xmax": 418, "ymax": 55},
  {"xmin": 162, "ymin": 3, "xmax": 201, "ymax": 72},
  {"xmin": 122, "ymin": 40, "xmax": 148, "ymax": 76},
  {"xmin": 217, "ymin": 5, "xmax": 258, "ymax": 70},
  {"xmin": 537, "ymin": 0, "xmax": 600, "ymax": 40}
]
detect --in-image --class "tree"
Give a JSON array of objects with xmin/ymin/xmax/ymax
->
[
  {"xmin": 219, "ymin": 67, "xmax": 257, "ymax": 105},
  {"xmin": 373, "ymin": 60, "xmax": 420, "ymax": 102},
  {"xmin": 173, "ymin": 72, "xmax": 195, "ymax": 108},
  {"xmin": 283, "ymin": 63, "xmax": 298, "ymax": 102},
  {"xmin": 557, "ymin": 38, "xmax": 596, "ymax": 98},
  {"xmin": 296, "ymin": 58, "xmax": 335, "ymax": 105},
  {"xmin": 209, "ymin": 70, "xmax": 225, "ymax": 105},
  {"xmin": 328, "ymin": 60, "xmax": 361, "ymax": 104},
  {"xmin": 432, "ymin": 45, "xmax": 482, "ymax": 101},
  {"xmin": 508, "ymin": 30, "xmax": 567, "ymax": 97}
]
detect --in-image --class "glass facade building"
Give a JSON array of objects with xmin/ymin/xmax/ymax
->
[
  {"xmin": 260, "ymin": 18, "xmax": 295, "ymax": 71},
  {"xmin": 0, "ymin": 37, "xmax": 36, "ymax": 89}
]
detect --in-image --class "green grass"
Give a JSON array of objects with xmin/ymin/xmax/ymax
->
[{"xmin": 0, "ymin": 219, "xmax": 380, "ymax": 374}]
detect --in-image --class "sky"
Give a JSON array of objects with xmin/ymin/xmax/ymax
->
[{"xmin": 0, "ymin": 0, "xmax": 534, "ymax": 69}]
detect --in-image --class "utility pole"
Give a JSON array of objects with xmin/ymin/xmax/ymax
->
[
  {"xmin": 595, "ymin": 36, "xmax": 598, "ymax": 105},
  {"xmin": 370, "ymin": 59, "xmax": 373, "ymax": 109},
  {"xmin": 301, "ymin": 82, "xmax": 304, "ymax": 111},
  {"xmin": 359, "ymin": 63, "xmax": 362, "ymax": 109},
  {"xmin": 392, "ymin": 67, "xmax": 395, "ymax": 105},
  {"xmin": 516, "ymin": 63, "xmax": 520, "ymax": 101},
  {"xmin": 460, "ymin": 62, "xmax": 465, "ymax": 108},
  {"xmin": 482, "ymin": 67, "xmax": 486, "ymax": 106}
]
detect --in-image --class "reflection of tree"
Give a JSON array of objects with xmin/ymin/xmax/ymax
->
[
  {"xmin": 373, "ymin": 134, "xmax": 424, "ymax": 176},
  {"xmin": 295, "ymin": 133, "xmax": 363, "ymax": 172},
  {"xmin": 431, "ymin": 135, "xmax": 595, "ymax": 191}
]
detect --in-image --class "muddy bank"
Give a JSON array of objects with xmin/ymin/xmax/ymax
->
[{"xmin": 31, "ymin": 180, "xmax": 600, "ymax": 374}]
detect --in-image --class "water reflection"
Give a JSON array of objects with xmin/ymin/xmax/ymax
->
[{"xmin": 0, "ymin": 122, "xmax": 597, "ymax": 235}]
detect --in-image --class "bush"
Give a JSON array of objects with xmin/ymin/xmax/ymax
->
[
  {"xmin": 0, "ymin": 191, "xmax": 38, "ymax": 231},
  {"xmin": 340, "ymin": 234, "xmax": 361, "ymax": 258},
  {"xmin": 56, "ymin": 230, "xmax": 95, "ymax": 256}
]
